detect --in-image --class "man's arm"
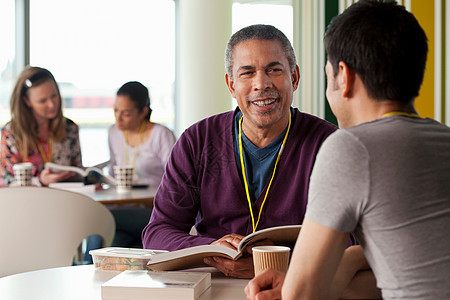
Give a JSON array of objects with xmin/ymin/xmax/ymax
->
[
  {"xmin": 141, "ymin": 133, "xmax": 216, "ymax": 250},
  {"xmin": 332, "ymin": 245, "xmax": 381, "ymax": 299},
  {"xmin": 282, "ymin": 218, "xmax": 348, "ymax": 300}
]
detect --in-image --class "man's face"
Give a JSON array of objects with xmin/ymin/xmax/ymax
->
[{"xmin": 226, "ymin": 39, "xmax": 299, "ymax": 132}]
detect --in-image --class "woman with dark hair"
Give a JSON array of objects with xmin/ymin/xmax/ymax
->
[
  {"xmin": 107, "ymin": 81, "xmax": 175, "ymax": 248},
  {"xmin": 85, "ymin": 81, "xmax": 175, "ymax": 257},
  {"xmin": 108, "ymin": 81, "xmax": 175, "ymax": 187},
  {"xmin": 0, "ymin": 66, "xmax": 81, "ymax": 186}
]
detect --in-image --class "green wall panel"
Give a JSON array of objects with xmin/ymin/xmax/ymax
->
[{"xmin": 324, "ymin": 0, "xmax": 339, "ymax": 125}]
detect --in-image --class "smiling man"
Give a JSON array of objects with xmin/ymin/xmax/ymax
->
[{"xmin": 142, "ymin": 24, "xmax": 339, "ymax": 279}]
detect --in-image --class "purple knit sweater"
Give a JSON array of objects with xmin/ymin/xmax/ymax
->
[{"xmin": 142, "ymin": 108, "xmax": 337, "ymax": 251}]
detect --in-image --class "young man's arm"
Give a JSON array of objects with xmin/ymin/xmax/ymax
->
[
  {"xmin": 245, "ymin": 223, "xmax": 381, "ymax": 300},
  {"xmin": 282, "ymin": 218, "xmax": 350, "ymax": 300},
  {"xmin": 282, "ymin": 218, "xmax": 381, "ymax": 299}
]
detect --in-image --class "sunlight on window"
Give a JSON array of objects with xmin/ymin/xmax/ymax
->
[
  {"xmin": 30, "ymin": 0, "xmax": 175, "ymax": 91},
  {"xmin": 232, "ymin": 2, "xmax": 293, "ymax": 41},
  {"xmin": 0, "ymin": 0, "xmax": 15, "ymax": 125},
  {"xmin": 29, "ymin": 0, "xmax": 175, "ymax": 166},
  {"xmin": 3, "ymin": 1, "xmax": 292, "ymax": 166},
  {"xmin": 231, "ymin": 1, "xmax": 293, "ymax": 108},
  {"xmin": 0, "ymin": 1, "xmax": 14, "ymax": 76}
]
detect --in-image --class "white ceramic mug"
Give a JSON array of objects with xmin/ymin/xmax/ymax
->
[
  {"xmin": 13, "ymin": 162, "xmax": 33, "ymax": 186},
  {"xmin": 113, "ymin": 165, "xmax": 134, "ymax": 193}
]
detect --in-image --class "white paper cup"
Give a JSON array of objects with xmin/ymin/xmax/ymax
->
[
  {"xmin": 13, "ymin": 162, "xmax": 33, "ymax": 186},
  {"xmin": 113, "ymin": 165, "xmax": 134, "ymax": 193},
  {"xmin": 252, "ymin": 246, "xmax": 291, "ymax": 276}
]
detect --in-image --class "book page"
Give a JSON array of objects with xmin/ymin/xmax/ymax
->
[
  {"xmin": 147, "ymin": 244, "xmax": 239, "ymax": 271},
  {"xmin": 85, "ymin": 166, "xmax": 116, "ymax": 185},
  {"xmin": 45, "ymin": 162, "xmax": 116, "ymax": 185},
  {"xmin": 237, "ymin": 224, "xmax": 302, "ymax": 253},
  {"xmin": 45, "ymin": 162, "xmax": 87, "ymax": 176},
  {"xmin": 146, "ymin": 225, "xmax": 301, "ymax": 272}
]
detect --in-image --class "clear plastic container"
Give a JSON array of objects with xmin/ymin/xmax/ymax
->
[{"xmin": 89, "ymin": 247, "xmax": 168, "ymax": 271}]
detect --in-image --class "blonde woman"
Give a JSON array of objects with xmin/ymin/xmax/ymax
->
[{"xmin": 0, "ymin": 66, "xmax": 81, "ymax": 186}]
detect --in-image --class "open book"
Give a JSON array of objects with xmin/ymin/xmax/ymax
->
[
  {"xmin": 147, "ymin": 224, "xmax": 301, "ymax": 271},
  {"xmin": 45, "ymin": 162, "xmax": 116, "ymax": 185}
]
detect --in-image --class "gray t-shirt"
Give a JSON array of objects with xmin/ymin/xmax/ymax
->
[{"xmin": 306, "ymin": 116, "xmax": 450, "ymax": 299}]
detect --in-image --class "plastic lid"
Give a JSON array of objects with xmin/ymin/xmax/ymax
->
[{"xmin": 89, "ymin": 247, "xmax": 168, "ymax": 259}]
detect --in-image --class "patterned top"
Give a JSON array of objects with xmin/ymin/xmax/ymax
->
[{"xmin": 0, "ymin": 118, "xmax": 82, "ymax": 186}]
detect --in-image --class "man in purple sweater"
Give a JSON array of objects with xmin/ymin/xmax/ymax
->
[{"xmin": 142, "ymin": 24, "xmax": 337, "ymax": 278}]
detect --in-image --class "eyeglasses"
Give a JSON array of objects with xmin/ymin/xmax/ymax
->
[{"xmin": 23, "ymin": 69, "xmax": 53, "ymax": 93}]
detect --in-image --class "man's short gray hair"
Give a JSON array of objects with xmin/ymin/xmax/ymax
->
[{"xmin": 225, "ymin": 24, "xmax": 297, "ymax": 79}]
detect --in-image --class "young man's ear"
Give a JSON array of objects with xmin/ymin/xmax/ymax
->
[
  {"xmin": 225, "ymin": 73, "xmax": 236, "ymax": 98},
  {"xmin": 338, "ymin": 61, "xmax": 355, "ymax": 98}
]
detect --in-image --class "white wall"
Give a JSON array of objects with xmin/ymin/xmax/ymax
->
[{"xmin": 175, "ymin": 0, "xmax": 233, "ymax": 134}]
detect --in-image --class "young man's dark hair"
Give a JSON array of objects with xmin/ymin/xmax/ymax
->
[{"xmin": 324, "ymin": 0, "xmax": 428, "ymax": 103}]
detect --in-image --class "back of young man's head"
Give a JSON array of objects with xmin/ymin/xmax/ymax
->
[{"xmin": 325, "ymin": 0, "xmax": 428, "ymax": 104}]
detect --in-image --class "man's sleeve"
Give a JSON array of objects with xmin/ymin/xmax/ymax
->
[
  {"xmin": 142, "ymin": 131, "xmax": 215, "ymax": 250},
  {"xmin": 305, "ymin": 130, "xmax": 370, "ymax": 233}
]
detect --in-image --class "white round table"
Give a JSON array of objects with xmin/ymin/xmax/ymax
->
[{"xmin": 0, "ymin": 265, "xmax": 249, "ymax": 300}]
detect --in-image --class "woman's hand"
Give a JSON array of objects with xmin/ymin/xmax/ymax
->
[{"xmin": 39, "ymin": 168, "xmax": 75, "ymax": 186}]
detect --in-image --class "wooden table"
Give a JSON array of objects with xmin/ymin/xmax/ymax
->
[
  {"xmin": 46, "ymin": 183, "xmax": 158, "ymax": 206},
  {"xmin": 0, "ymin": 265, "xmax": 249, "ymax": 300},
  {"xmin": 87, "ymin": 186, "xmax": 158, "ymax": 205}
]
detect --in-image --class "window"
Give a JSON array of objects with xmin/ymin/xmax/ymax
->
[
  {"xmin": 0, "ymin": 0, "xmax": 15, "ymax": 127},
  {"xmin": 29, "ymin": 0, "xmax": 175, "ymax": 166},
  {"xmin": 232, "ymin": 1, "xmax": 293, "ymax": 41},
  {"xmin": 231, "ymin": 1, "xmax": 293, "ymax": 107}
]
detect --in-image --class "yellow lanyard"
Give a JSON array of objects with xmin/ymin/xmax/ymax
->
[
  {"xmin": 382, "ymin": 111, "xmax": 420, "ymax": 118},
  {"xmin": 239, "ymin": 111, "xmax": 291, "ymax": 232},
  {"xmin": 123, "ymin": 121, "xmax": 146, "ymax": 166},
  {"xmin": 37, "ymin": 137, "xmax": 53, "ymax": 163}
]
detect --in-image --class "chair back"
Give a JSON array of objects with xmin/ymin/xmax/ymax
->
[{"xmin": 0, "ymin": 186, "xmax": 115, "ymax": 277}]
